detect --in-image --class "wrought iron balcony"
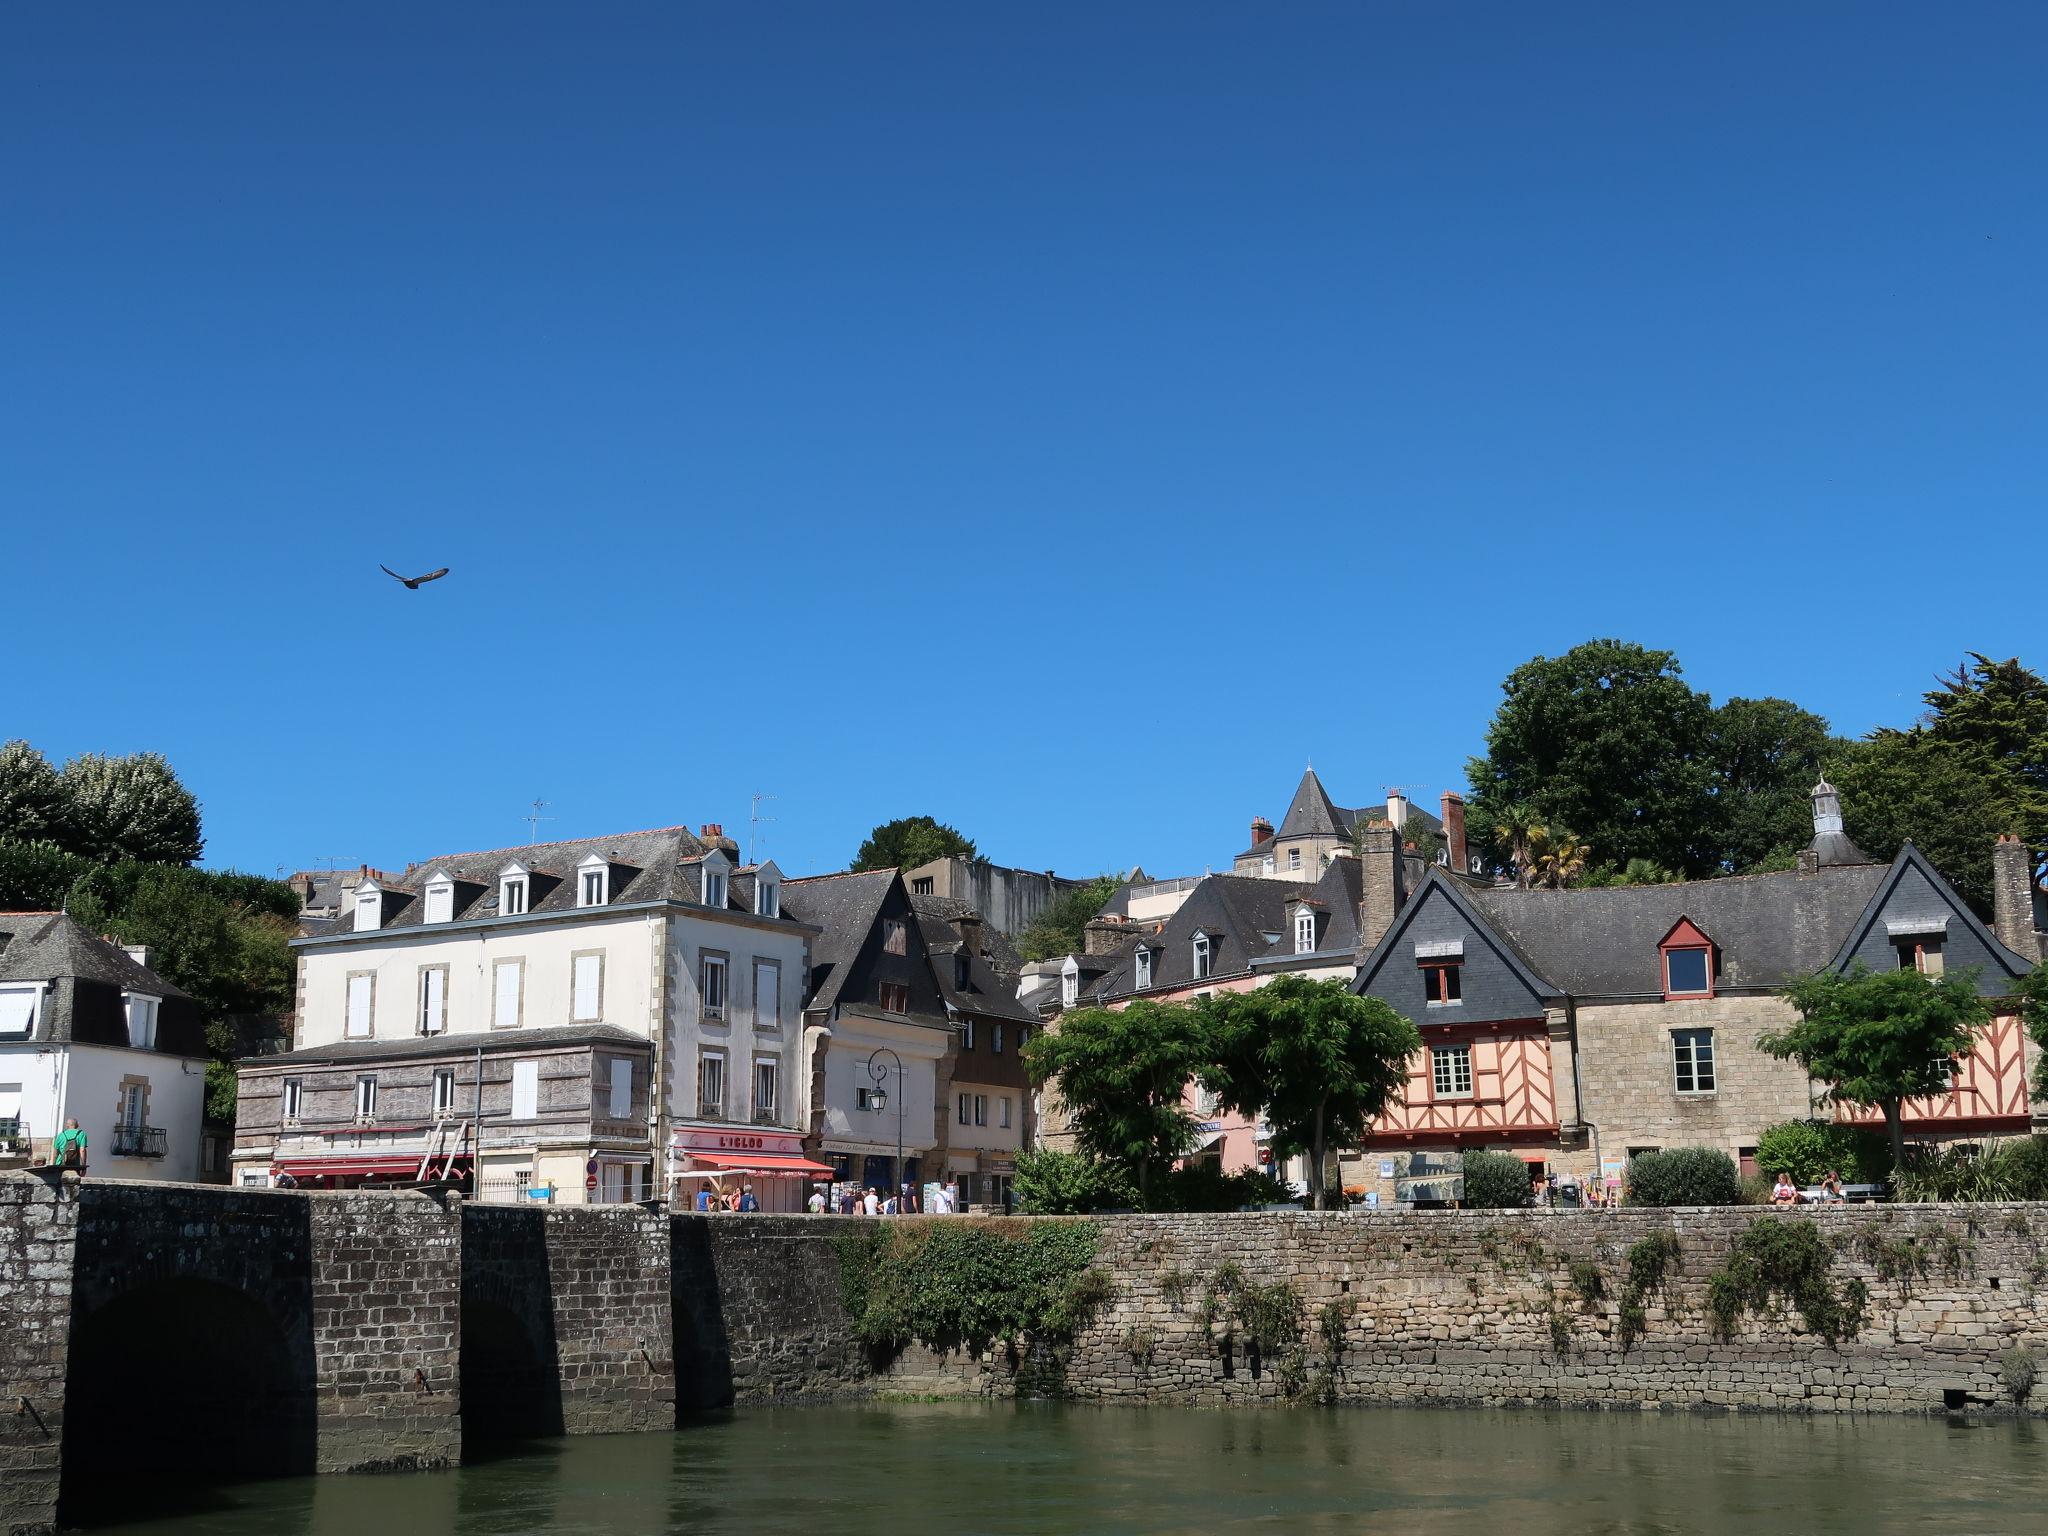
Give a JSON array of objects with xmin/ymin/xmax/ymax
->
[{"xmin": 111, "ymin": 1125, "xmax": 169, "ymax": 1159}]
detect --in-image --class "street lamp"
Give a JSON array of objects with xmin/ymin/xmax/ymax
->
[{"xmin": 867, "ymin": 1046, "xmax": 905, "ymax": 1206}]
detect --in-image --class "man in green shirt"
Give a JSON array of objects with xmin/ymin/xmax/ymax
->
[{"xmin": 50, "ymin": 1118, "xmax": 87, "ymax": 1173}]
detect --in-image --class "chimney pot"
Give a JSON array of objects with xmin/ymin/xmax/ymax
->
[{"xmin": 1250, "ymin": 816, "xmax": 1274, "ymax": 847}]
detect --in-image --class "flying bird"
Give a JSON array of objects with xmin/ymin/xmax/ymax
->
[{"xmin": 380, "ymin": 564, "xmax": 450, "ymax": 590}]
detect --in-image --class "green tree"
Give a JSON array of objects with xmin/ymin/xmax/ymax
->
[
  {"xmin": 850, "ymin": 815, "xmax": 977, "ymax": 873},
  {"xmin": 0, "ymin": 838, "xmax": 93, "ymax": 909},
  {"xmin": 1483, "ymin": 802, "xmax": 1547, "ymax": 889},
  {"xmin": 1710, "ymin": 696, "xmax": 1839, "ymax": 872},
  {"xmin": 1829, "ymin": 733, "xmax": 2012, "ymax": 913},
  {"xmin": 0, "ymin": 740, "xmax": 70, "ymax": 845},
  {"xmin": 1022, "ymin": 1000, "xmax": 1205, "ymax": 1201},
  {"xmin": 1918, "ymin": 653, "xmax": 2048, "ymax": 886},
  {"xmin": 1012, "ymin": 1148, "xmax": 1139, "ymax": 1213},
  {"xmin": 2020, "ymin": 966, "xmax": 2048, "ymax": 1106},
  {"xmin": 1197, "ymin": 976, "xmax": 1420, "ymax": 1210},
  {"xmin": 58, "ymin": 751, "xmax": 203, "ymax": 864},
  {"xmin": 1016, "ymin": 873, "xmax": 1124, "ymax": 963},
  {"xmin": 1761, "ymin": 966, "xmax": 1993, "ymax": 1168},
  {"xmin": 1466, "ymin": 640, "xmax": 1723, "ymax": 877}
]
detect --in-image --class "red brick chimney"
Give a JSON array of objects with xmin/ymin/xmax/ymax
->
[
  {"xmin": 1249, "ymin": 816, "xmax": 1274, "ymax": 848},
  {"xmin": 700, "ymin": 824, "xmax": 722, "ymax": 841},
  {"xmin": 1441, "ymin": 792, "xmax": 1468, "ymax": 874}
]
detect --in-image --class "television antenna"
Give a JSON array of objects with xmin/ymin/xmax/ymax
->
[
  {"xmin": 749, "ymin": 792, "xmax": 776, "ymax": 865},
  {"xmin": 523, "ymin": 798, "xmax": 554, "ymax": 845}
]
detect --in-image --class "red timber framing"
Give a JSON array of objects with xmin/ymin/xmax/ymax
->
[
  {"xmin": 1358, "ymin": 1019, "xmax": 1559, "ymax": 1148},
  {"xmin": 1835, "ymin": 1011, "xmax": 2033, "ymax": 1137}
]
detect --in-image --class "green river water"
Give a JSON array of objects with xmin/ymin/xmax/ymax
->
[{"xmin": 80, "ymin": 1402, "xmax": 2048, "ymax": 1536}]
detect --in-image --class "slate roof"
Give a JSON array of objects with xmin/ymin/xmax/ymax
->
[
  {"xmin": 0, "ymin": 911, "xmax": 192, "ymax": 999},
  {"xmin": 241, "ymin": 1022, "xmax": 647, "ymax": 1069},
  {"xmin": 1089, "ymin": 873, "xmax": 1317, "ymax": 999},
  {"xmin": 910, "ymin": 894, "xmax": 1025, "ymax": 983},
  {"xmin": 781, "ymin": 870, "xmax": 898, "ymax": 1016},
  {"xmin": 1467, "ymin": 865, "xmax": 1892, "ymax": 997},
  {"xmin": 912, "ymin": 901, "xmax": 1035, "ymax": 1024},
  {"xmin": 1238, "ymin": 771, "xmax": 1445, "ymax": 860}
]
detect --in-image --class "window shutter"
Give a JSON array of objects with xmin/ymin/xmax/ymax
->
[
  {"xmin": 573, "ymin": 954, "xmax": 601, "ymax": 1021},
  {"xmin": 420, "ymin": 969, "xmax": 445, "ymax": 1034},
  {"xmin": 511, "ymin": 1059, "xmax": 539, "ymax": 1119},
  {"xmin": 756, "ymin": 963, "xmax": 779, "ymax": 1027},
  {"xmin": 494, "ymin": 962, "xmax": 521, "ymax": 1029},
  {"xmin": 346, "ymin": 975, "xmax": 373, "ymax": 1037},
  {"xmin": 608, "ymin": 1058, "xmax": 631, "ymax": 1119}
]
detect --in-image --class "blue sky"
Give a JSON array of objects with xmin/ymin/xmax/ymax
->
[{"xmin": 4, "ymin": 4, "xmax": 2042, "ymax": 883}]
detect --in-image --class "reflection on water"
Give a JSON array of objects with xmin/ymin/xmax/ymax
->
[{"xmin": 80, "ymin": 1402, "xmax": 2048, "ymax": 1536}]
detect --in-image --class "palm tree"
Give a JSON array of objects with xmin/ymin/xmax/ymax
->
[
  {"xmin": 1492, "ymin": 803, "xmax": 1546, "ymax": 889},
  {"xmin": 1528, "ymin": 827, "xmax": 1591, "ymax": 890}
]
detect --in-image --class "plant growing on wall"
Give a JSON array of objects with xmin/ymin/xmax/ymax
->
[
  {"xmin": 1195, "ymin": 977, "xmax": 1420, "ymax": 1210},
  {"xmin": 1704, "ymin": 1219, "xmax": 1867, "ymax": 1346},
  {"xmin": 1763, "ymin": 966, "xmax": 1993, "ymax": 1168},
  {"xmin": 835, "ymin": 1220, "xmax": 1112, "ymax": 1356},
  {"xmin": 1615, "ymin": 1231, "xmax": 1681, "ymax": 1351}
]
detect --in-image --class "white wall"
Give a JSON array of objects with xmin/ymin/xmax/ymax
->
[
  {"xmin": 945, "ymin": 1077, "xmax": 1023, "ymax": 1153},
  {"xmin": 665, "ymin": 914, "xmax": 811, "ymax": 1131},
  {"xmin": 0, "ymin": 1041, "xmax": 204, "ymax": 1181},
  {"xmin": 815, "ymin": 1013, "xmax": 947, "ymax": 1153}
]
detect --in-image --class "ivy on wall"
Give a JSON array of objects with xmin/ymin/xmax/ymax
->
[{"xmin": 836, "ymin": 1219, "xmax": 1112, "ymax": 1354}]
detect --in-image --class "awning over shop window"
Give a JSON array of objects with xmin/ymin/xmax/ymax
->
[
  {"xmin": 275, "ymin": 1154, "xmax": 467, "ymax": 1180},
  {"xmin": 680, "ymin": 1150, "xmax": 836, "ymax": 1178}
]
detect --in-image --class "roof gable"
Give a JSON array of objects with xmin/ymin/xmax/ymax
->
[
  {"xmin": 1660, "ymin": 917, "xmax": 1713, "ymax": 950},
  {"xmin": 1826, "ymin": 843, "xmax": 2035, "ymax": 990},
  {"xmin": 1275, "ymin": 768, "xmax": 1348, "ymax": 840},
  {"xmin": 1354, "ymin": 868, "xmax": 1557, "ymax": 1024}
]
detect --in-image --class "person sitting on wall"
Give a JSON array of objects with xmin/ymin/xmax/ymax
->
[
  {"xmin": 1818, "ymin": 1169, "xmax": 1846, "ymax": 1204},
  {"xmin": 49, "ymin": 1117, "xmax": 88, "ymax": 1177},
  {"xmin": 1771, "ymin": 1172, "xmax": 1802, "ymax": 1207}
]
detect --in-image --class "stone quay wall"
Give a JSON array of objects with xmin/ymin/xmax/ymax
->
[
  {"xmin": 1, "ymin": 1176, "xmax": 74, "ymax": 1536},
  {"xmin": 697, "ymin": 1205, "xmax": 2048, "ymax": 1415}
]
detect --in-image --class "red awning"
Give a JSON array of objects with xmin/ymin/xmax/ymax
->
[
  {"xmin": 1512, "ymin": 1150, "xmax": 1550, "ymax": 1164},
  {"xmin": 275, "ymin": 1154, "xmax": 467, "ymax": 1180},
  {"xmin": 682, "ymin": 1151, "xmax": 836, "ymax": 1178}
]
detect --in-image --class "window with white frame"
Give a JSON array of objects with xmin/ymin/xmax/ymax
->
[
  {"xmin": 123, "ymin": 993, "xmax": 160, "ymax": 1049},
  {"xmin": 417, "ymin": 965, "xmax": 447, "ymax": 1035},
  {"xmin": 609, "ymin": 1058, "xmax": 632, "ymax": 1119},
  {"xmin": 423, "ymin": 878, "xmax": 454, "ymax": 924},
  {"xmin": 1192, "ymin": 933, "xmax": 1212, "ymax": 980},
  {"xmin": 703, "ymin": 868, "xmax": 727, "ymax": 909},
  {"xmin": 756, "ymin": 879, "xmax": 779, "ymax": 918},
  {"xmin": 346, "ymin": 972, "xmax": 374, "ymax": 1038},
  {"xmin": 698, "ymin": 1049, "xmax": 726, "ymax": 1116},
  {"xmin": 700, "ymin": 954, "xmax": 728, "ymax": 1019},
  {"xmin": 1000, "ymin": 1095, "xmax": 1012, "ymax": 1129},
  {"xmin": 511, "ymin": 1059, "xmax": 539, "ymax": 1119},
  {"xmin": 499, "ymin": 868, "xmax": 529, "ymax": 916},
  {"xmin": 572, "ymin": 952, "xmax": 603, "ymax": 1022},
  {"xmin": 1672, "ymin": 1029, "xmax": 1716, "ymax": 1094},
  {"xmin": 961, "ymin": 1018, "xmax": 975, "ymax": 1050},
  {"xmin": 0, "ymin": 983, "xmax": 40, "ymax": 1037},
  {"xmin": 354, "ymin": 1074, "xmax": 378, "ymax": 1121},
  {"xmin": 492, "ymin": 960, "xmax": 522, "ymax": 1029},
  {"xmin": 1061, "ymin": 964, "xmax": 1079, "ymax": 1006},
  {"xmin": 957, "ymin": 1092, "xmax": 971, "ymax": 1125},
  {"xmin": 1932, "ymin": 1053, "xmax": 1961, "ymax": 1092},
  {"xmin": 1134, "ymin": 949, "xmax": 1153, "ymax": 989},
  {"xmin": 119, "ymin": 1082, "xmax": 145, "ymax": 1132},
  {"xmin": 282, "ymin": 1077, "xmax": 303, "ymax": 1122},
  {"xmin": 1430, "ymin": 1044, "xmax": 1473, "ymax": 1098},
  {"xmin": 1294, "ymin": 910, "xmax": 1316, "ymax": 954},
  {"xmin": 753, "ymin": 1058, "xmax": 777, "ymax": 1121},
  {"xmin": 1288, "ymin": 847, "xmax": 1301, "ymax": 871},
  {"xmin": 974, "ymin": 1093, "xmax": 988, "ymax": 1127},
  {"xmin": 755, "ymin": 960, "xmax": 781, "ymax": 1029},
  {"xmin": 354, "ymin": 884, "xmax": 381, "ymax": 932},
  {"xmin": 578, "ymin": 857, "xmax": 609, "ymax": 908},
  {"xmin": 433, "ymin": 1069, "xmax": 456, "ymax": 1115}
]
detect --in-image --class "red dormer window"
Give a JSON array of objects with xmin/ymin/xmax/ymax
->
[{"xmin": 1659, "ymin": 917, "xmax": 1715, "ymax": 999}]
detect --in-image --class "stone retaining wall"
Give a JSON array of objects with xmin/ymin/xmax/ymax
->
[
  {"xmin": 700, "ymin": 1206, "xmax": 2048, "ymax": 1415},
  {"xmin": 1, "ymin": 1176, "xmax": 73, "ymax": 1536}
]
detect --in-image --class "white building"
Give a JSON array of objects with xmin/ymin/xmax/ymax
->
[
  {"xmin": 0, "ymin": 912, "xmax": 206, "ymax": 1182},
  {"xmin": 237, "ymin": 823, "xmax": 828, "ymax": 1209}
]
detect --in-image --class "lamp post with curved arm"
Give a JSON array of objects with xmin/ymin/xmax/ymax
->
[{"xmin": 866, "ymin": 1046, "xmax": 905, "ymax": 1204}]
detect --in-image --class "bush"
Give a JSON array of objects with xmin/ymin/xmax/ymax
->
[
  {"xmin": 1706, "ymin": 1217, "xmax": 1867, "ymax": 1345},
  {"xmin": 1013, "ymin": 1150, "xmax": 1138, "ymax": 1214},
  {"xmin": 1755, "ymin": 1120, "xmax": 1892, "ymax": 1186},
  {"xmin": 1152, "ymin": 1161, "xmax": 1293, "ymax": 1213},
  {"xmin": 836, "ymin": 1219, "xmax": 1109, "ymax": 1352},
  {"xmin": 1997, "ymin": 1137, "xmax": 2048, "ymax": 1201},
  {"xmin": 1625, "ymin": 1147, "xmax": 1741, "ymax": 1207},
  {"xmin": 1460, "ymin": 1150, "xmax": 1533, "ymax": 1208},
  {"xmin": 1895, "ymin": 1138, "xmax": 2048, "ymax": 1203}
]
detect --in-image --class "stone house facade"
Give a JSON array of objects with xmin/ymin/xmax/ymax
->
[
  {"xmin": 1347, "ymin": 781, "xmax": 2043, "ymax": 1203},
  {"xmin": 236, "ymin": 824, "xmax": 822, "ymax": 1208},
  {"xmin": 901, "ymin": 856, "xmax": 1087, "ymax": 938},
  {"xmin": 915, "ymin": 897, "xmax": 1036, "ymax": 1207}
]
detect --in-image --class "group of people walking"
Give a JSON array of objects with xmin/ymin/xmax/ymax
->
[{"xmin": 804, "ymin": 1182, "xmax": 960, "ymax": 1215}]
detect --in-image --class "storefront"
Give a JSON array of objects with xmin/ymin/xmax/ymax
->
[{"xmin": 670, "ymin": 1125, "xmax": 834, "ymax": 1213}]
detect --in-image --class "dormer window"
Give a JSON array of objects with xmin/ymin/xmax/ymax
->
[
  {"xmin": 1192, "ymin": 931, "xmax": 1212, "ymax": 980},
  {"xmin": 1416, "ymin": 939, "xmax": 1464, "ymax": 1007},
  {"xmin": 577, "ymin": 854, "xmax": 609, "ymax": 908},
  {"xmin": 499, "ymin": 865, "xmax": 530, "ymax": 917},
  {"xmin": 1135, "ymin": 948, "xmax": 1153, "ymax": 990},
  {"xmin": 955, "ymin": 952, "xmax": 972, "ymax": 991},
  {"xmin": 757, "ymin": 879, "xmax": 779, "ymax": 919},
  {"xmin": 422, "ymin": 875, "xmax": 454, "ymax": 925},
  {"xmin": 1659, "ymin": 918, "xmax": 1715, "ymax": 999},
  {"xmin": 703, "ymin": 867, "xmax": 728, "ymax": 909},
  {"xmin": 124, "ymin": 992, "xmax": 160, "ymax": 1050},
  {"xmin": 1888, "ymin": 918, "xmax": 1948, "ymax": 976},
  {"xmin": 354, "ymin": 882, "xmax": 383, "ymax": 932},
  {"xmin": 1293, "ymin": 909, "xmax": 1316, "ymax": 954},
  {"xmin": 1060, "ymin": 958, "xmax": 1080, "ymax": 1007}
]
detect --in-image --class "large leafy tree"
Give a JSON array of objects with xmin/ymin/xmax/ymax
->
[
  {"xmin": 58, "ymin": 750, "xmax": 204, "ymax": 864},
  {"xmin": 1760, "ymin": 966, "xmax": 1993, "ymax": 1168},
  {"xmin": 850, "ymin": 815, "xmax": 977, "ymax": 873},
  {"xmin": 1918, "ymin": 653, "xmax": 2048, "ymax": 886},
  {"xmin": 1197, "ymin": 976, "xmax": 1419, "ymax": 1210},
  {"xmin": 2022, "ymin": 966, "xmax": 2048, "ymax": 1106},
  {"xmin": 1022, "ymin": 1000, "xmax": 1204, "ymax": 1200},
  {"xmin": 1465, "ymin": 641, "xmax": 1722, "ymax": 877},
  {"xmin": 1829, "ymin": 733, "xmax": 2012, "ymax": 914},
  {"xmin": 1016, "ymin": 873, "xmax": 1124, "ymax": 963},
  {"xmin": 1710, "ymin": 696, "xmax": 1839, "ymax": 872},
  {"xmin": 0, "ymin": 740, "xmax": 70, "ymax": 845}
]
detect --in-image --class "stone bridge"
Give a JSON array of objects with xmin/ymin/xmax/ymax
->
[{"xmin": 1, "ymin": 1174, "xmax": 700, "ymax": 1536}]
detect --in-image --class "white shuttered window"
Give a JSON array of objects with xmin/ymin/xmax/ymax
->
[
  {"xmin": 573, "ymin": 953, "xmax": 602, "ymax": 1022},
  {"xmin": 346, "ymin": 974, "xmax": 373, "ymax": 1038},
  {"xmin": 494, "ymin": 961, "xmax": 522, "ymax": 1029},
  {"xmin": 511, "ymin": 1059, "xmax": 539, "ymax": 1119}
]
